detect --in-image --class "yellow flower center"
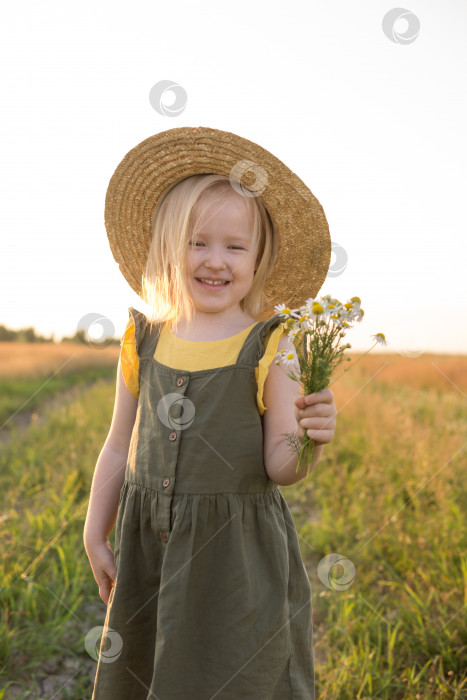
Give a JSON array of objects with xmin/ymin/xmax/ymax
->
[{"xmin": 311, "ymin": 302, "xmax": 324, "ymax": 315}]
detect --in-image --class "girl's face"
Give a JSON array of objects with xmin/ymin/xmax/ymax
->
[{"xmin": 185, "ymin": 192, "xmax": 258, "ymax": 317}]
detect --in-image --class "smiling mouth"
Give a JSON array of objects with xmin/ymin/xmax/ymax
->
[{"xmin": 195, "ymin": 278, "xmax": 231, "ymax": 287}]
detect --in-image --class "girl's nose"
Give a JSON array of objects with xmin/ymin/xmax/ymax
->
[{"xmin": 204, "ymin": 249, "xmax": 227, "ymax": 268}]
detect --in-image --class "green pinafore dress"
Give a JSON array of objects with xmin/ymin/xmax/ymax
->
[{"xmin": 91, "ymin": 307, "xmax": 315, "ymax": 699}]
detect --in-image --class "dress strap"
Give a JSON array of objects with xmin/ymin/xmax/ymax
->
[
  {"xmin": 127, "ymin": 307, "xmax": 163, "ymax": 359},
  {"xmin": 236, "ymin": 314, "xmax": 287, "ymax": 366}
]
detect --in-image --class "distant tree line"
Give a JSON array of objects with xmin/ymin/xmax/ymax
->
[{"xmin": 0, "ymin": 324, "xmax": 119, "ymax": 346}]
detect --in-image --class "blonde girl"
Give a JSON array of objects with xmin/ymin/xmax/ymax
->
[{"xmin": 84, "ymin": 127, "xmax": 336, "ymax": 699}]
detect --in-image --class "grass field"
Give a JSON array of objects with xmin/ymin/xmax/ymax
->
[{"xmin": 0, "ymin": 341, "xmax": 466, "ymax": 698}]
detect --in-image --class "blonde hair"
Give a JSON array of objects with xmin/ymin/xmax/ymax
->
[{"xmin": 141, "ymin": 174, "xmax": 278, "ymax": 328}]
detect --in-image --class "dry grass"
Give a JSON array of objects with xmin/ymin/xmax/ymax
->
[
  {"xmin": 331, "ymin": 351, "xmax": 467, "ymax": 394},
  {"xmin": 0, "ymin": 342, "xmax": 120, "ymax": 379},
  {"xmin": 1, "ymin": 343, "xmax": 465, "ymax": 391}
]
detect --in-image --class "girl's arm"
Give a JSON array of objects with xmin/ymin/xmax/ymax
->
[
  {"xmin": 83, "ymin": 358, "xmax": 137, "ymax": 544},
  {"xmin": 83, "ymin": 359, "xmax": 138, "ymax": 603}
]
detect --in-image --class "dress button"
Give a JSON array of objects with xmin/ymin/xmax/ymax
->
[
  {"xmin": 163, "ymin": 477, "xmax": 170, "ymax": 487},
  {"xmin": 168, "ymin": 431, "xmax": 177, "ymax": 441},
  {"xmin": 160, "ymin": 532, "xmax": 169, "ymax": 543},
  {"xmin": 176, "ymin": 377, "xmax": 184, "ymax": 386}
]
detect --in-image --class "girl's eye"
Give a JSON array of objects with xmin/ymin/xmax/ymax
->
[{"xmin": 189, "ymin": 241, "xmax": 243, "ymax": 250}]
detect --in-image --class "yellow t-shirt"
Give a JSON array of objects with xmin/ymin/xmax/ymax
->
[{"xmin": 120, "ymin": 318, "xmax": 286, "ymax": 415}]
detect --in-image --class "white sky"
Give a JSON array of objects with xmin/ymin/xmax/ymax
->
[{"xmin": 1, "ymin": 0, "xmax": 466, "ymax": 355}]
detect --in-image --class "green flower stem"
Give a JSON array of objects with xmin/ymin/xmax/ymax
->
[
  {"xmin": 297, "ymin": 435, "xmax": 315, "ymax": 474},
  {"xmin": 281, "ymin": 429, "xmax": 318, "ymax": 475},
  {"xmin": 328, "ymin": 341, "xmax": 379, "ymax": 387}
]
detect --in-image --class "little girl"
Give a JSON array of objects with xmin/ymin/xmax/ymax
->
[{"xmin": 84, "ymin": 126, "xmax": 337, "ymax": 699}]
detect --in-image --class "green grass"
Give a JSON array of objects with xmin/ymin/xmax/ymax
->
[
  {"xmin": 0, "ymin": 365, "xmax": 466, "ymax": 698},
  {"xmin": 0, "ymin": 378, "xmax": 116, "ymax": 698},
  {"xmin": 290, "ymin": 381, "xmax": 466, "ymax": 698},
  {"xmin": 0, "ymin": 367, "xmax": 116, "ymax": 429}
]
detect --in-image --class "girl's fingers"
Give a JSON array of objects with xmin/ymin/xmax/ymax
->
[
  {"xmin": 299, "ymin": 415, "xmax": 336, "ymax": 431},
  {"xmin": 296, "ymin": 388, "xmax": 334, "ymax": 406},
  {"xmin": 298, "ymin": 406, "xmax": 335, "ymax": 421},
  {"xmin": 99, "ymin": 573, "xmax": 115, "ymax": 606},
  {"xmin": 304, "ymin": 428, "xmax": 334, "ymax": 444}
]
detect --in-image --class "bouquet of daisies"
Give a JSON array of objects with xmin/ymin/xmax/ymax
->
[{"xmin": 274, "ymin": 295, "xmax": 387, "ymax": 473}]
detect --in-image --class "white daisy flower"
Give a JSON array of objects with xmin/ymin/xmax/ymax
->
[
  {"xmin": 274, "ymin": 303, "xmax": 293, "ymax": 316},
  {"xmin": 371, "ymin": 332, "xmax": 387, "ymax": 346}
]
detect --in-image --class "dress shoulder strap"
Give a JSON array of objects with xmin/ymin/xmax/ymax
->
[
  {"xmin": 127, "ymin": 307, "xmax": 163, "ymax": 359},
  {"xmin": 236, "ymin": 314, "xmax": 287, "ymax": 366}
]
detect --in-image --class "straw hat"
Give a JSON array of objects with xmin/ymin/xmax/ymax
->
[{"xmin": 105, "ymin": 125, "xmax": 331, "ymax": 321}]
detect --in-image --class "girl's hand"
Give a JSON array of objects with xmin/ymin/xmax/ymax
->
[
  {"xmin": 294, "ymin": 388, "xmax": 337, "ymax": 446},
  {"xmin": 84, "ymin": 538, "xmax": 117, "ymax": 606}
]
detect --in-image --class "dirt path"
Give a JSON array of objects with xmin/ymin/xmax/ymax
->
[{"xmin": 0, "ymin": 377, "xmax": 114, "ymax": 449}]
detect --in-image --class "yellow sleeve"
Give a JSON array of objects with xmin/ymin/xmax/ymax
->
[
  {"xmin": 255, "ymin": 324, "xmax": 287, "ymax": 416},
  {"xmin": 120, "ymin": 317, "xmax": 139, "ymax": 400}
]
